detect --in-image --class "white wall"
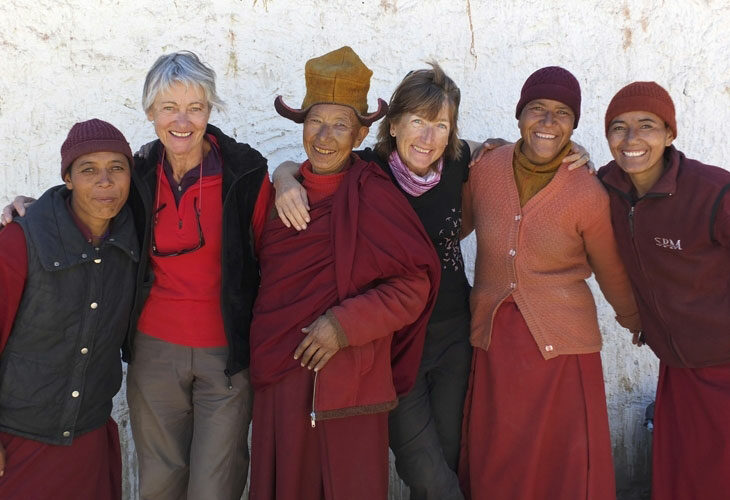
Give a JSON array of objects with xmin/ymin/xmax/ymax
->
[{"xmin": 1, "ymin": 1, "xmax": 728, "ymax": 498}]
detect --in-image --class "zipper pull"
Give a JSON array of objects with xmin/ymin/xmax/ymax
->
[
  {"xmin": 310, "ymin": 371, "xmax": 318, "ymax": 428},
  {"xmin": 178, "ymin": 219, "xmax": 183, "ymax": 229},
  {"xmin": 224, "ymin": 370, "xmax": 233, "ymax": 390}
]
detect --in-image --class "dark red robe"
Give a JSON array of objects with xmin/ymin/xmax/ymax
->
[
  {"xmin": 459, "ymin": 297, "xmax": 616, "ymax": 500},
  {"xmin": 249, "ymin": 157, "xmax": 440, "ymax": 499}
]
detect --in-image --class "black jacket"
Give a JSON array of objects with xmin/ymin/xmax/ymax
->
[
  {"xmin": 0, "ymin": 187, "xmax": 138, "ymax": 445},
  {"xmin": 122, "ymin": 124, "xmax": 269, "ymax": 376}
]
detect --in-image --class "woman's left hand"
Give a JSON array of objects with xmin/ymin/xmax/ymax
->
[
  {"xmin": 564, "ymin": 141, "xmax": 595, "ymax": 174},
  {"xmin": 294, "ymin": 315, "xmax": 342, "ymax": 371}
]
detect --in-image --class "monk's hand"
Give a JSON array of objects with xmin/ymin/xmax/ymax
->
[
  {"xmin": 273, "ymin": 160, "xmax": 310, "ymax": 231},
  {"xmin": 631, "ymin": 330, "xmax": 645, "ymax": 347},
  {"xmin": 0, "ymin": 439, "xmax": 6, "ymax": 476},
  {"xmin": 294, "ymin": 315, "xmax": 342, "ymax": 372},
  {"xmin": 1, "ymin": 195, "xmax": 36, "ymax": 226},
  {"xmin": 469, "ymin": 138, "xmax": 510, "ymax": 167},
  {"xmin": 564, "ymin": 141, "xmax": 595, "ymax": 173}
]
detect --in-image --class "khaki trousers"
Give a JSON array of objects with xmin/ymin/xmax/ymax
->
[{"xmin": 127, "ymin": 333, "xmax": 252, "ymax": 500}]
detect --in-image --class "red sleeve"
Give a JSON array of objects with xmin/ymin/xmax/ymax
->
[
  {"xmin": 329, "ymin": 271, "xmax": 431, "ymax": 347},
  {"xmin": 251, "ymin": 174, "xmax": 273, "ymax": 254},
  {"xmin": 0, "ymin": 223, "xmax": 28, "ymax": 354}
]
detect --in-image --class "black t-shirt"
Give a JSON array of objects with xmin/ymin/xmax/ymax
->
[{"xmin": 357, "ymin": 141, "xmax": 471, "ymax": 322}]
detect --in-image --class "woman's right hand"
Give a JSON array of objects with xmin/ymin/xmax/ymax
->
[
  {"xmin": 1, "ymin": 196, "xmax": 36, "ymax": 226},
  {"xmin": 273, "ymin": 160, "xmax": 310, "ymax": 231}
]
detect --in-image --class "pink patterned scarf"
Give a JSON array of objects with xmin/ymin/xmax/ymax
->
[{"xmin": 388, "ymin": 150, "xmax": 443, "ymax": 196}]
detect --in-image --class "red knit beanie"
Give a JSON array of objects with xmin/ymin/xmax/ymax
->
[
  {"xmin": 60, "ymin": 119, "xmax": 134, "ymax": 180},
  {"xmin": 604, "ymin": 81, "xmax": 676, "ymax": 138},
  {"xmin": 515, "ymin": 66, "xmax": 582, "ymax": 128}
]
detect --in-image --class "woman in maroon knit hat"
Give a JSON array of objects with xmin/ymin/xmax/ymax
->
[
  {"xmin": 599, "ymin": 81, "xmax": 730, "ymax": 500},
  {"xmin": 461, "ymin": 66, "xmax": 642, "ymax": 500},
  {"xmin": 0, "ymin": 119, "xmax": 135, "ymax": 500}
]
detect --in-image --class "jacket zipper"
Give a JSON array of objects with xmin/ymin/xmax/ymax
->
[
  {"xmin": 628, "ymin": 205, "xmax": 635, "ymax": 237},
  {"xmin": 310, "ymin": 371, "xmax": 318, "ymax": 428},
  {"xmin": 224, "ymin": 369, "xmax": 233, "ymax": 390}
]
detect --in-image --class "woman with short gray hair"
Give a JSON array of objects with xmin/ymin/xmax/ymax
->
[{"xmin": 125, "ymin": 50, "xmax": 271, "ymax": 500}]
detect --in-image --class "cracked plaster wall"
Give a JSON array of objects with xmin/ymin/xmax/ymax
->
[{"xmin": 1, "ymin": 1, "xmax": 728, "ymax": 498}]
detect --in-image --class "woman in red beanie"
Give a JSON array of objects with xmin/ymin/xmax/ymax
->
[
  {"xmin": 599, "ymin": 81, "xmax": 730, "ymax": 500},
  {"xmin": 0, "ymin": 119, "xmax": 135, "ymax": 500},
  {"xmin": 461, "ymin": 66, "xmax": 641, "ymax": 500}
]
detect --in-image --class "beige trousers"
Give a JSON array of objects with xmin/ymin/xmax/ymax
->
[{"xmin": 127, "ymin": 333, "xmax": 252, "ymax": 500}]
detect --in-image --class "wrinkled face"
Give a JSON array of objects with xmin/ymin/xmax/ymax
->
[
  {"xmin": 390, "ymin": 103, "xmax": 451, "ymax": 176},
  {"xmin": 302, "ymin": 104, "xmax": 369, "ymax": 175},
  {"xmin": 64, "ymin": 151, "xmax": 131, "ymax": 231},
  {"xmin": 606, "ymin": 111, "xmax": 674, "ymax": 180},
  {"xmin": 146, "ymin": 81, "xmax": 211, "ymax": 160},
  {"xmin": 518, "ymin": 99, "xmax": 575, "ymax": 164}
]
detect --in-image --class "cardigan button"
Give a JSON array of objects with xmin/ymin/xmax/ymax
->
[
  {"xmin": 53, "ymin": 261, "xmax": 60, "ymax": 267},
  {"xmin": 80, "ymin": 347, "xmax": 89, "ymax": 355},
  {"xmin": 62, "ymin": 431, "xmax": 70, "ymax": 437},
  {"xmin": 545, "ymin": 345, "xmax": 554, "ymax": 352},
  {"xmin": 71, "ymin": 390, "xmax": 80, "ymax": 398},
  {"xmin": 81, "ymin": 253, "xmax": 88, "ymax": 259},
  {"xmin": 94, "ymin": 258, "xmax": 102, "ymax": 264},
  {"xmin": 509, "ymin": 282, "xmax": 516, "ymax": 289},
  {"xmin": 90, "ymin": 302, "xmax": 98, "ymax": 309},
  {"xmin": 508, "ymin": 249, "xmax": 516, "ymax": 257},
  {"xmin": 514, "ymin": 214, "xmax": 521, "ymax": 221}
]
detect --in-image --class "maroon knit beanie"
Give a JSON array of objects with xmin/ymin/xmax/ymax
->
[
  {"xmin": 60, "ymin": 119, "xmax": 134, "ymax": 180},
  {"xmin": 515, "ymin": 66, "xmax": 582, "ymax": 128},
  {"xmin": 604, "ymin": 81, "xmax": 677, "ymax": 139}
]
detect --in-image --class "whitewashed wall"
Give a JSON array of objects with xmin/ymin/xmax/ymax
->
[{"xmin": 1, "ymin": 1, "xmax": 728, "ymax": 498}]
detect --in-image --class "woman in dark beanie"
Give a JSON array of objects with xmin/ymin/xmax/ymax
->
[
  {"xmin": 0, "ymin": 119, "xmax": 136, "ymax": 500},
  {"xmin": 599, "ymin": 81, "xmax": 730, "ymax": 500},
  {"xmin": 461, "ymin": 66, "xmax": 641, "ymax": 500}
]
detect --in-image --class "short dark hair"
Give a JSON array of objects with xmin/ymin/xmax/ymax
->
[{"xmin": 375, "ymin": 61, "xmax": 462, "ymax": 163}]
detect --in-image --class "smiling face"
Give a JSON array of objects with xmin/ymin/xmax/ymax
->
[
  {"xmin": 390, "ymin": 103, "xmax": 451, "ymax": 176},
  {"xmin": 146, "ymin": 81, "xmax": 211, "ymax": 162},
  {"xmin": 64, "ymin": 151, "xmax": 131, "ymax": 235},
  {"xmin": 302, "ymin": 104, "xmax": 369, "ymax": 175},
  {"xmin": 517, "ymin": 99, "xmax": 575, "ymax": 164},
  {"xmin": 607, "ymin": 110, "xmax": 674, "ymax": 191}
]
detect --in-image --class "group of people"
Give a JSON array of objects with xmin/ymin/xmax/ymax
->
[{"xmin": 0, "ymin": 45, "xmax": 727, "ymax": 500}]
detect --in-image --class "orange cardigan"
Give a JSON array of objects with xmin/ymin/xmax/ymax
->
[{"xmin": 467, "ymin": 144, "xmax": 640, "ymax": 359}]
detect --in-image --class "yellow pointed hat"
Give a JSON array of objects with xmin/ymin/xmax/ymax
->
[{"xmin": 275, "ymin": 46, "xmax": 387, "ymax": 126}]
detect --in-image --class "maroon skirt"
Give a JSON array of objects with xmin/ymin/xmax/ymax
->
[
  {"xmin": 0, "ymin": 418, "xmax": 121, "ymax": 500},
  {"xmin": 459, "ymin": 299, "xmax": 615, "ymax": 500},
  {"xmin": 249, "ymin": 368, "xmax": 389, "ymax": 500},
  {"xmin": 651, "ymin": 361, "xmax": 730, "ymax": 500}
]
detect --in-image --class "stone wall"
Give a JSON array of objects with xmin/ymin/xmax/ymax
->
[{"xmin": 2, "ymin": 1, "xmax": 728, "ymax": 498}]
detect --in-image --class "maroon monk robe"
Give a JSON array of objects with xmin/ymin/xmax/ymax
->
[
  {"xmin": 652, "ymin": 361, "xmax": 730, "ymax": 500},
  {"xmin": 250, "ymin": 156, "xmax": 440, "ymax": 412},
  {"xmin": 249, "ymin": 156, "xmax": 440, "ymax": 499},
  {"xmin": 0, "ymin": 222, "xmax": 121, "ymax": 500}
]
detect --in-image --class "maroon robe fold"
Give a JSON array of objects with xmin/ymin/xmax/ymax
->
[{"xmin": 250, "ymin": 156, "xmax": 440, "ymax": 418}]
